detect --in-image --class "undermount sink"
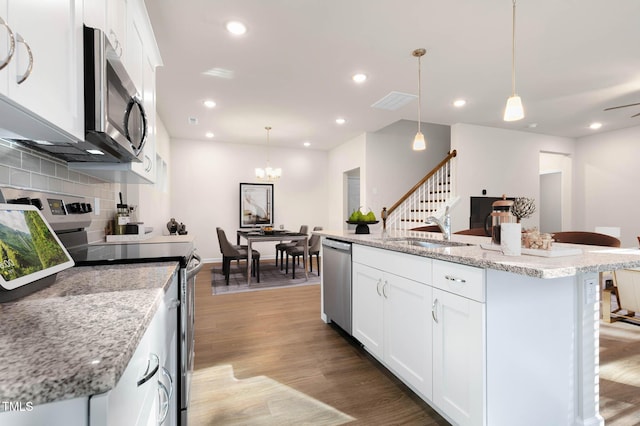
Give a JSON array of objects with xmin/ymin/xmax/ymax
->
[{"xmin": 386, "ymin": 238, "xmax": 471, "ymax": 249}]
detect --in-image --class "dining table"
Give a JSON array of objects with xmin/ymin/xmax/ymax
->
[{"xmin": 237, "ymin": 229, "xmax": 309, "ymax": 284}]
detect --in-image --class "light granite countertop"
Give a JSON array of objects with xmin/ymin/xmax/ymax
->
[
  {"xmin": 318, "ymin": 230, "xmax": 640, "ymax": 279},
  {"xmin": 0, "ymin": 262, "xmax": 179, "ymax": 409}
]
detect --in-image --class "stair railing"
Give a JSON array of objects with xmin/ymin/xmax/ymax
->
[{"xmin": 382, "ymin": 150, "xmax": 457, "ymax": 231}]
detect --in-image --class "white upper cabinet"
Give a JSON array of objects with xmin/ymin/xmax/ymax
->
[
  {"xmin": 131, "ymin": 54, "xmax": 156, "ymax": 182},
  {"xmin": 0, "ymin": 0, "xmax": 84, "ymax": 141},
  {"xmin": 0, "ymin": 0, "xmax": 9, "ymax": 95},
  {"xmin": 125, "ymin": 3, "xmax": 144, "ymax": 93},
  {"xmin": 84, "ymin": 0, "xmax": 127, "ymax": 57}
]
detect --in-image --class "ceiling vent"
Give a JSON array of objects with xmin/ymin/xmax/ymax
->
[{"xmin": 371, "ymin": 91, "xmax": 417, "ymax": 111}]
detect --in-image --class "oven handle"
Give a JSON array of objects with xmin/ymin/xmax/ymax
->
[{"xmin": 186, "ymin": 251, "xmax": 203, "ymax": 280}]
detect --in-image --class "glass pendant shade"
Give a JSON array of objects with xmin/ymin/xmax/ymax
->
[
  {"xmin": 504, "ymin": 95, "xmax": 524, "ymax": 121},
  {"xmin": 412, "ymin": 131, "xmax": 426, "ymax": 151},
  {"xmin": 411, "ymin": 48, "xmax": 427, "ymax": 151},
  {"xmin": 504, "ymin": 0, "xmax": 524, "ymax": 122}
]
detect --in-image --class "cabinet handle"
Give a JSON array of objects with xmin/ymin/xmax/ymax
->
[
  {"xmin": 382, "ymin": 280, "xmax": 388, "ymax": 299},
  {"xmin": 445, "ymin": 275, "xmax": 466, "ymax": 284},
  {"xmin": 0, "ymin": 17, "xmax": 15, "ymax": 71},
  {"xmin": 161, "ymin": 366, "xmax": 174, "ymax": 399},
  {"xmin": 144, "ymin": 154, "xmax": 152, "ymax": 172},
  {"xmin": 432, "ymin": 298, "xmax": 439, "ymax": 323},
  {"xmin": 137, "ymin": 353, "xmax": 160, "ymax": 386},
  {"xmin": 376, "ymin": 278, "xmax": 382, "ymax": 296},
  {"xmin": 15, "ymin": 33, "xmax": 33, "ymax": 85},
  {"xmin": 157, "ymin": 379, "xmax": 170, "ymax": 424},
  {"xmin": 109, "ymin": 30, "xmax": 123, "ymax": 58}
]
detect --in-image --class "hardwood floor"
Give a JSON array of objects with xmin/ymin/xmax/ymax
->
[{"xmin": 192, "ymin": 265, "xmax": 640, "ymax": 425}]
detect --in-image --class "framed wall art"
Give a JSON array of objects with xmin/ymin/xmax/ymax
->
[{"xmin": 239, "ymin": 183, "xmax": 274, "ymax": 228}]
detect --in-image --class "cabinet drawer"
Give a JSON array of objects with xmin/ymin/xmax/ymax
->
[
  {"xmin": 353, "ymin": 244, "xmax": 431, "ymax": 284},
  {"xmin": 432, "ymin": 260, "xmax": 485, "ymax": 303}
]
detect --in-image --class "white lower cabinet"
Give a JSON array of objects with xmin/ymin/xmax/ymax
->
[
  {"xmin": 352, "ymin": 245, "xmax": 432, "ymax": 399},
  {"xmin": 352, "ymin": 245, "xmax": 487, "ymax": 426},
  {"xmin": 431, "ymin": 259, "xmax": 486, "ymax": 426},
  {"xmin": 432, "ymin": 288, "xmax": 484, "ymax": 426}
]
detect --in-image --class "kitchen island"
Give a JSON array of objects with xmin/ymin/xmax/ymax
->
[
  {"xmin": 318, "ymin": 229, "xmax": 640, "ymax": 426},
  {"xmin": 0, "ymin": 262, "xmax": 179, "ymax": 424}
]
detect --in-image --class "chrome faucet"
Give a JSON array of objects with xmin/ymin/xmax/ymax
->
[{"xmin": 425, "ymin": 206, "xmax": 451, "ymax": 241}]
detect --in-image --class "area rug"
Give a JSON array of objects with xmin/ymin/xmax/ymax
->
[
  {"xmin": 189, "ymin": 364, "xmax": 354, "ymax": 425},
  {"xmin": 211, "ymin": 262, "xmax": 321, "ymax": 295}
]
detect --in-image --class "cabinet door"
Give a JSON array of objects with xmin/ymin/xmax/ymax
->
[
  {"xmin": 384, "ymin": 274, "xmax": 432, "ymax": 399},
  {"xmin": 107, "ymin": 0, "xmax": 127, "ymax": 57},
  {"xmin": 0, "ymin": 1, "xmax": 9, "ymax": 95},
  {"xmin": 352, "ymin": 262, "xmax": 384, "ymax": 360},
  {"xmin": 132, "ymin": 53, "xmax": 155, "ymax": 181},
  {"xmin": 6, "ymin": 0, "xmax": 84, "ymax": 140},
  {"xmin": 432, "ymin": 288, "xmax": 485, "ymax": 426}
]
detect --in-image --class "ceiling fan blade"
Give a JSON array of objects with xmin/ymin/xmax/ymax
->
[{"xmin": 604, "ymin": 102, "xmax": 640, "ymax": 111}]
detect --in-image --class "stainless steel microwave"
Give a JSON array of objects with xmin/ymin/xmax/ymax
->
[{"xmin": 83, "ymin": 26, "xmax": 147, "ymax": 163}]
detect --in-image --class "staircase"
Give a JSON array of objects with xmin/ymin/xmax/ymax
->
[{"xmin": 383, "ymin": 150, "xmax": 458, "ymax": 231}]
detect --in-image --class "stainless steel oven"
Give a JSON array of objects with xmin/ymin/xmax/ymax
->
[
  {"xmin": 180, "ymin": 250, "xmax": 202, "ymax": 424},
  {"xmin": 0, "ymin": 187, "xmax": 201, "ymax": 425}
]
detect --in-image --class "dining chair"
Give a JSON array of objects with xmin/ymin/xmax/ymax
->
[
  {"xmin": 454, "ymin": 228, "xmax": 489, "ymax": 236},
  {"xmin": 551, "ymin": 231, "xmax": 621, "ymax": 247},
  {"xmin": 216, "ymin": 227, "xmax": 260, "ymax": 284},
  {"xmin": 285, "ymin": 226, "xmax": 322, "ymax": 279},
  {"xmin": 275, "ymin": 225, "xmax": 308, "ymax": 269},
  {"xmin": 602, "ymin": 268, "xmax": 640, "ymax": 324}
]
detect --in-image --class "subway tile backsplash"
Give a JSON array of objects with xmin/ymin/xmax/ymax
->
[{"xmin": 0, "ymin": 139, "xmax": 119, "ymax": 243}]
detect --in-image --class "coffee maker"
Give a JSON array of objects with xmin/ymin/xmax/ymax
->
[{"xmin": 484, "ymin": 195, "xmax": 515, "ymax": 244}]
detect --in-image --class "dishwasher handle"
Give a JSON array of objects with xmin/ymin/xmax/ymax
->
[{"xmin": 322, "ymin": 238, "xmax": 352, "ymax": 252}]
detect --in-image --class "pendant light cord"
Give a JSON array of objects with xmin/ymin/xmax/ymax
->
[
  {"xmin": 265, "ymin": 126, "xmax": 271, "ymax": 167},
  {"xmin": 511, "ymin": 0, "xmax": 517, "ymax": 96},
  {"xmin": 417, "ymin": 54, "xmax": 422, "ymax": 134}
]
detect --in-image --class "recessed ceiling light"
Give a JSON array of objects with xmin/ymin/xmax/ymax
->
[
  {"xmin": 589, "ymin": 122, "xmax": 602, "ymax": 130},
  {"xmin": 226, "ymin": 21, "xmax": 247, "ymax": 35},
  {"xmin": 453, "ymin": 99, "xmax": 466, "ymax": 107},
  {"xmin": 352, "ymin": 73, "xmax": 367, "ymax": 83},
  {"xmin": 303, "ymin": 142, "xmax": 311, "ymax": 147},
  {"xmin": 203, "ymin": 100, "xmax": 216, "ymax": 108},
  {"xmin": 86, "ymin": 149, "xmax": 104, "ymax": 155},
  {"xmin": 336, "ymin": 118, "xmax": 346, "ymax": 125},
  {"xmin": 205, "ymin": 132, "xmax": 215, "ymax": 138}
]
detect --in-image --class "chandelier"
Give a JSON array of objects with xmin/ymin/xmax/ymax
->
[{"xmin": 255, "ymin": 126, "xmax": 281, "ymax": 181}]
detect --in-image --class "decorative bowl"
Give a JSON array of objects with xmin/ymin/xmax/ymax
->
[{"xmin": 346, "ymin": 220, "xmax": 379, "ymax": 234}]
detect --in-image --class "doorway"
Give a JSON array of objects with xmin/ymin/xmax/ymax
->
[
  {"xmin": 539, "ymin": 152, "xmax": 572, "ymax": 233},
  {"xmin": 345, "ymin": 168, "xmax": 360, "ymax": 231},
  {"xmin": 539, "ymin": 172, "xmax": 562, "ymax": 233}
]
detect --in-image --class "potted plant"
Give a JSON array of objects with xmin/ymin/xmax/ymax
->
[{"xmin": 510, "ymin": 197, "xmax": 536, "ymax": 223}]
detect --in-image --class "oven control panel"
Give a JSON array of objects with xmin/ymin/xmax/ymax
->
[{"xmin": 0, "ymin": 188, "xmax": 92, "ymax": 232}]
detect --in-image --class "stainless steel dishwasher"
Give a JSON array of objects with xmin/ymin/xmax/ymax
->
[{"xmin": 322, "ymin": 238, "xmax": 352, "ymax": 335}]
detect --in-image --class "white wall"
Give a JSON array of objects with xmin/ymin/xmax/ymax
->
[
  {"xmin": 327, "ymin": 133, "xmax": 366, "ymax": 231},
  {"xmin": 366, "ymin": 120, "xmax": 451, "ymax": 232},
  {"xmin": 451, "ymin": 124, "xmax": 575, "ymax": 232},
  {"xmin": 170, "ymin": 137, "xmax": 329, "ymax": 261},
  {"xmin": 574, "ymin": 125, "xmax": 640, "ymax": 247}
]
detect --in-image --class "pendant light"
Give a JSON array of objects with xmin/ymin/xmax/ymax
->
[
  {"xmin": 504, "ymin": 0, "xmax": 524, "ymax": 121},
  {"xmin": 412, "ymin": 48, "xmax": 427, "ymax": 150},
  {"xmin": 255, "ymin": 126, "xmax": 281, "ymax": 182}
]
